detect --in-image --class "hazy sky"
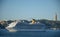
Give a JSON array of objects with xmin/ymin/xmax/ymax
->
[{"xmin": 0, "ymin": 0, "xmax": 60, "ymax": 20}]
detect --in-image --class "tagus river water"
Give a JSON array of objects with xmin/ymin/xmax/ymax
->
[{"xmin": 0, "ymin": 30, "xmax": 60, "ymax": 37}]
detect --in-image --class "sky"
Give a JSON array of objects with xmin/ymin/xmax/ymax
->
[{"xmin": 0, "ymin": 0, "xmax": 60, "ymax": 20}]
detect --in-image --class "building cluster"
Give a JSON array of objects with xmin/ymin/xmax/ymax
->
[
  {"xmin": 0, "ymin": 13, "xmax": 60, "ymax": 30},
  {"xmin": 0, "ymin": 19, "xmax": 60, "ymax": 30}
]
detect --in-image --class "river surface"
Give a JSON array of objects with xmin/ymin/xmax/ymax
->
[{"xmin": 0, "ymin": 29, "xmax": 60, "ymax": 37}]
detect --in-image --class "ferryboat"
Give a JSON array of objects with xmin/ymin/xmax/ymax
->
[{"xmin": 6, "ymin": 20, "xmax": 46, "ymax": 32}]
